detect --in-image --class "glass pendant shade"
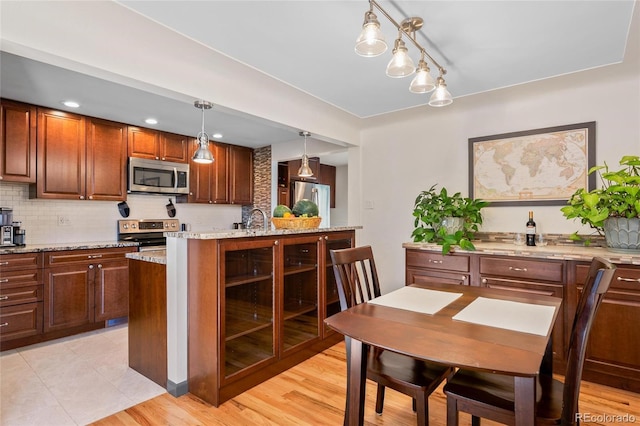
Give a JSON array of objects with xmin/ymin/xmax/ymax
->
[
  {"xmin": 386, "ymin": 39, "xmax": 415, "ymax": 78},
  {"xmin": 355, "ymin": 11, "xmax": 387, "ymax": 57},
  {"xmin": 298, "ymin": 154, "xmax": 313, "ymax": 177},
  {"xmin": 428, "ymin": 77, "xmax": 453, "ymax": 107},
  {"xmin": 409, "ymin": 59, "xmax": 435, "ymax": 93}
]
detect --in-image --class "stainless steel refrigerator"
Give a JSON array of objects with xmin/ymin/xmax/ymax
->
[{"xmin": 292, "ymin": 182, "xmax": 330, "ymax": 228}]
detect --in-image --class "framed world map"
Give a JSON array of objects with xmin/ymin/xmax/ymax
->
[{"xmin": 469, "ymin": 122, "xmax": 596, "ymax": 206}]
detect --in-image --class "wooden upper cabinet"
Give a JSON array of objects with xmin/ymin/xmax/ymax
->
[
  {"xmin": 34, "ymin": 108, "xmax": 86, "ymax": 199},
  {"xmin": 187, "ymin": 143, "xmax": 229, "ymax": 204},
  {"xmin": 318, "ymin": 164, "xmax": 336, "ymax": 208},
  {"xmin": 160, "ymin": 132, "xmax": 189, "ymax": 163},
  {"xmin": 86, "ymin": 118, "xmax": 127, "ymax": 201},
  {"xmin": 229, "ymin": 145, "xmax": 253, "ymax": 205},
  {"xmin": 1, "ymin": 99, "xmax": 36, "ymax": 183},
  {"xmin": 127, "ymin": 126, "xmax": 159, "ymax": 160},
  {"xmin": 128, "ymin": 127, "xmax": 189, "ymax": 163}
]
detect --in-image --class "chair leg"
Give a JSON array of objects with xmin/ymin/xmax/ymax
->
[
  {"xmin": 375, "ymin": 384, "xmax": 385, "ymax": 415},
  {"xmin": 415, "ymin": 392, "xmax": 428, "ymax": 425},
  {"xmin": 446, "ymin": 395, "xmax": 459, "ymax": 426}
]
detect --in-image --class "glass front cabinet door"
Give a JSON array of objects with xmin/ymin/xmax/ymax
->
[
  {"xmin": 220, "ymin": 239, "xmax": 277, "ymax": 380},
  {"xmin": 281, "ymin": 235, "xmax": 321, "ymax": 354},
  {"xmin": 323, "ymin": 232, "xmax": 354, "ymax": 336}
]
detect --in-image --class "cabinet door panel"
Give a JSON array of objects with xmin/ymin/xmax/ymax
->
[
  {"xmin": 212, "ymin": 143, "xmax": 229, "ymax": 203},
  {"xmin": 86, "ymin": 118, "xmax": 127, "ymax": 200},
  {"xmin": 36, "ymin": 109, "xmax": 86, "ymax": 199},
  {"xmin": 407, "ymin": 267, "xmax": 470, "ymax": 286},
  {"xmin": 160, "ymin": 132, "xmax": 189, "ymax": 163},
  {"xmin": 0, "ymin": 302, "xmax": 43, "ymax": 341},
  {"xmin": 229, "ymin": 146, "xmax": 253, "ymax": 205},
  {"xmin": 44, "ymin": 265, "xmax": 93, "ymax": 332},
  {"xmin": 94, "ymin": 260, "xmax": 129, "ymax": 321},
  {"xmin": 128, "ymin": 127, "xmax": 159, "ymax": 160},
  {"xmin": 1, "ymin": 100, "xmax": 36, "ymax": 183}
]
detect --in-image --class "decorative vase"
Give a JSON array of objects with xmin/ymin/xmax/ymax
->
[
  {"xmin": 603, "ymin": 217, "xmax": 640, "ymax": 253},
  {"xmin": 435, "ymin": 217, "xmax": 465, "ymax": 235}
]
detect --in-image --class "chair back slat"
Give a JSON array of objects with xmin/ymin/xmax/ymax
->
[
  {"xmin": 562, "ymin": 256, "xmax": 615, "ymax": 426},
  {"xmin": 330, "ymin": 246, "xmax": 381, "ymax": 310}
]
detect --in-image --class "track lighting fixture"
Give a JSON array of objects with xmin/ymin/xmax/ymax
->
[
  {"xmin": 192, "ymin": 100, "xmax": 214, "ymax": 164},
  {"xmin": 298, "ymin": 131, "xmax": 313, "ymax": 178},
  {"xmin": 356, "ymin": 0, "xmax": 452, "ymax": 107}
]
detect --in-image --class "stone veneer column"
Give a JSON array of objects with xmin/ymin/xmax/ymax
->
[{"xmin": 242, "ymin": 146, "xmax": 272, "ymax": 228}]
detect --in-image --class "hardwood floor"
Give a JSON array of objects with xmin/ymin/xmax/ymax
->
[{"xmin": 91, "ymin": 342, "xmax": 640, "ymax": 425}]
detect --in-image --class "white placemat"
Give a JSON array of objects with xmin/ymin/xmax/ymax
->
[
  {"xmin": 452, "ymin": 297, "xmax": 556, "ymax": 336},
  {"xmin": 368, "ymin": 286, "xmax": 462, "ymax": 315}
]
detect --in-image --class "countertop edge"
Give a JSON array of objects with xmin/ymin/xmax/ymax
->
[
  {"xmin": 165, "ymin": 226, "xmax": 362, "ymax": 240},
  {"xmin": 0, "ymin": 241, "xmax": 139, "ymax": 255}
]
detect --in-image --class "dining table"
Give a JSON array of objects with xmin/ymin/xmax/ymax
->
[{"xmin": 324, "ymin": 281, "xmax": 562, "ymax": 426}]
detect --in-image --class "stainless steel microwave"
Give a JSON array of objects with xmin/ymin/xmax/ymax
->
[{"xmin": 128, "ymin": 157, "xmax": 189, "ymax": 195}]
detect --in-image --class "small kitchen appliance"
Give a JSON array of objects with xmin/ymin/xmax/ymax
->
[
  {"xmin": 128, "ymin": 157, "xmax": 189, "ymax": 195},
  {"xmin": 0, "ymin": 208, "xmax": 14, "ymax": 246},
  {"xmin": 117, "ymin": 218, "xmax": 180, "ymax": 251}
]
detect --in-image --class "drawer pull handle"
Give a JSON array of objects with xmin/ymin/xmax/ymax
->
[
  {"xmin": 617, "ymin": 276, "xmax": 640, "ymax": 283},
  {"xmin": 428, "ymin": 259, "xmax": 443, "ymax": 264},
  {"xmin": 87, "ymin": 254, "xmax": 103, "ymax": 259},
  {"xmin": 0, "ymin": 296, "xmax": 9, "ymax": 300},
  {"xmin": 509, "ymin": 266, "xmax": 528, "ymax": 272},
  {"xmin": 0, "ymin": 261, "xmax": 8, "ymax": 266},
  {"xmin": 0, "ymin": 278, "xmax": 8, "ymax": 283},
  {"xmin": 0, "ymin": 322, "xmax": 8, "ymax": 327}
]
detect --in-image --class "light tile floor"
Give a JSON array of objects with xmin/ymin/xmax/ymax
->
[{"xmin": 0, "ymin": 325, "xmax": 166, "ymax": 425}]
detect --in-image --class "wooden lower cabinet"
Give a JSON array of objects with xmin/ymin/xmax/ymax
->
[
  {"xmin": 571, "ymin": 261, "xmax": 640, "ymax": 392},
  {"xmin": 188, "ymin": 230, "xmax": 354, "ymax": 406},
  {"xmin": 0, "ymin": 252, "xmax": 43, "ymax": 343},
  {"xmin": 406, "ymin": 250, "xmax": 472, "ymax": 286}
]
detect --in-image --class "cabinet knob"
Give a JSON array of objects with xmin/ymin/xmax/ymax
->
[
  {"xmin": 79, "ymin": 195, "xmax": 85, "ymax": 200},
  {"xmin": 88, "ymin": 196, "xmax": 93, "ymax": 200},
  {"xmin": 274, "ymin": 240, "xmax": 279, "ymax": 245},
  {"xmin": 324, "ymin": 236, "xmax": 329, "ymax": 240},
  {"xmin": 97, "ymin": 264, "xmax": 102, "ymax": 269},
  {"xmin": 89, "ymin": 264, "xmax": 94, "ymax": 269},
  {"xmin": 209, "ymin": 201, "xmax": 212, "ymax": 204},
  {"xmin": 162, "ymin": 157, "xmax": 166, "ymax": 161},
  {"xmin": 155, "ymin": 157, "xmax": 159, "ymax": 160},
  {"xmin": 482, "ymin": 278, "xmax": 487, "ymax": 284}
]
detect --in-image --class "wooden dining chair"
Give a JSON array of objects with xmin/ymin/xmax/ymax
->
[
  {"xmin": 443, "ymin": 256, "xmax": 616, "ymax": 426},
  {"xmin": 330, "ymin": 245, "xmax": 453, "ymax": 425}
]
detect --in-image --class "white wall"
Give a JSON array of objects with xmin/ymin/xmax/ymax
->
[
  {"xmin": 0, "ymin": 182, "xmax": 241, "ymax": 244},
  {"xmin": 356, "ymin": 43, "xmax": 640, "ymax": 294},
  {"xmin": 331, "ymin": 165, "xmax": 349, "ymax": 226}
]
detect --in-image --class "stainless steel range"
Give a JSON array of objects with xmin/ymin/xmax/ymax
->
[{"xmin": 117, "ymin": 219, "xmax": 179, "ymax": 251}]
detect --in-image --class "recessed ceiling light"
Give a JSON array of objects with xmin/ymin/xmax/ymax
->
[
  {"xmin": 212, "ymin": 133, "xmax": 223, "ymax": 139},
  {"xmin": 62, "ymin": 100, "xmax": 80, "ymax": 108},
  {"xmin": 145, "ymin": 118, "xmax": 158, "ymax": 125}
]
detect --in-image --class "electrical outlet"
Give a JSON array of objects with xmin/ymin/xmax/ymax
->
[
  {"xmin": 364, "ymin": 200, "xmax": 375, "ymax": 209},
  {"xmin": 57, "ymin": 216, "xmax": 71, "ymax": 226}
]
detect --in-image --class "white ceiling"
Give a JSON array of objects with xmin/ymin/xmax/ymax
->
[{"xmin": 0, "ymin": 1, "xmax": 636, "ymax": 164}]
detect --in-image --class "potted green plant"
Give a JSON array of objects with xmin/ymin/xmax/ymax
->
[
  {"xmin": 561, "ymin": 155, "xmax": 640, "ymax": 251},
  {"xmin": 412, "ymin": 184, "xmax": 489, "ymax": 255}
]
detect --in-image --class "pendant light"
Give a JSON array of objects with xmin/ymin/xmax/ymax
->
[
  {"xmin": 428, "ymin": 75, "xmax": 453, "ymax": 107},
  {"xmin": 409, "ymin": 54, "xmax": 435, "ymax": 94},
  {"xmin": 386, "ymin": 36, "xmax": 415, "ymax": 78},
  {"xmin": 298, "ymin": 131, "xmax": 313, "ymax": 178},
  {"xmin": 355, "ymin": 7, "xmax": 387, "ymax": 57},
  {"xmin": 192, "ymin": 100, "xmax": 214, "ymax": 164}
]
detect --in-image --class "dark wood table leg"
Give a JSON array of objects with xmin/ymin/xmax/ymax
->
[
  {"xmin": 344, "ymin": 337, "xmax": 368, "ymax": 426},
  {"xmin": 514, "ymin": 376, "xmax": 536, "ymax": 426}
]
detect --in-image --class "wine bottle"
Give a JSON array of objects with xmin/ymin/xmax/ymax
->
[{"xmin": 526, "ymin": 211, "xmax": 536, "ymax": 246}]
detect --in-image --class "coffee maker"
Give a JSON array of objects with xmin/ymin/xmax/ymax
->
[{"xmin": 0, "ymin": 208, "xmax": 14, "ymax": 246}]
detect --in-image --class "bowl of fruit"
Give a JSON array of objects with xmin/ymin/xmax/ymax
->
[{"xmin": 271, "ymin": 200, "xmax": 321, "ymax": 229}]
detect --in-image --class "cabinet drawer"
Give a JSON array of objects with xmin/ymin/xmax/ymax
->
[
  {"xmin": 0, "ymin": 302, "xmax": 43, "ymax": 341},
  {"xmin": 576, "ymin": 263, "xmax": 640, "ymax": 292},
  {"xmin": 406, "ymin": 250, "xmax": 469, "ymax": 272},
  {"xmin": 0, "ymin": 252, "xmax": 43, "ymax": 271},
  {"xmin": 407, "ymin": 267, "xmax": 469, "ymax": 286},
  {"xmin": 45, "ymin": 247, "xmax": 134, "ymax": 266},
  {"xmin": 0, "ymin": 269, "xmax": 42, "ymax": 288},
  {"xmin": 0, "ymin": 284, "xmax": 42, "ymax": 307},
  {"xmin": 480, "ymin": 257, "xmax": 564, "ymax": 283}
]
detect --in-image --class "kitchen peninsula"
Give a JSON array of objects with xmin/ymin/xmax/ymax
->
[{"xmin": 127, "ymin": 226, "xmax": 360, "ymax": 405}]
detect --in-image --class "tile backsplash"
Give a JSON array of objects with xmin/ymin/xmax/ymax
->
[{"xmin": 0, "ymin": 182, "xmax": 242, "ymax": 244}]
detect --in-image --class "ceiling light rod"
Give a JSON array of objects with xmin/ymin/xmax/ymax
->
[{"xmin": 368, "ymin": 0, "xmax": 446, "ymax": 75}]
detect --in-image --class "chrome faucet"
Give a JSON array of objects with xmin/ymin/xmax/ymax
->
[{"xmin": 246, "ymin": 208, "xmax": 269, "ymax": 230}]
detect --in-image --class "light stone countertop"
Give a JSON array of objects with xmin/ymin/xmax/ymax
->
[
  {"xmin": 126, "ymin": 250, "xmax": 167, "ymax": 265},
  {"xmin": 165, "ymin": 225, "xmax": 362, "ymax": 240},
  {"xmin": 0, "ymin": 241, "xmax": 139, "ymax": 255},
  {"xmin": 403, "ymin": 241, "xmax": 640, "ymax": 265}
]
